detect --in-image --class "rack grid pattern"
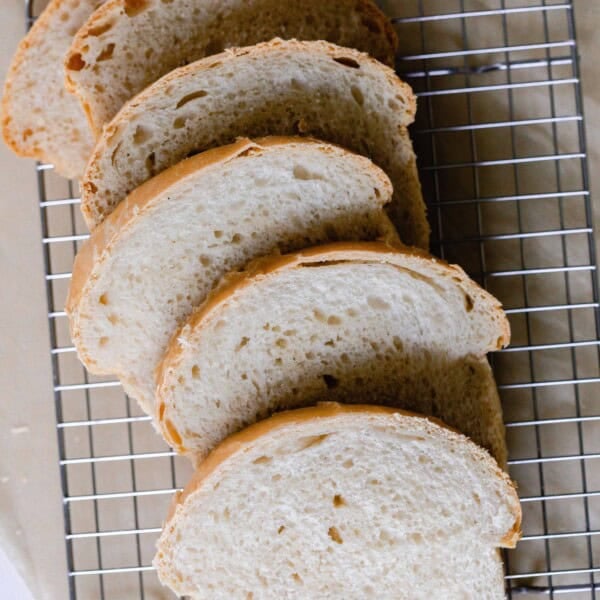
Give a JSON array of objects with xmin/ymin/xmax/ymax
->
[{"xmin": 27, "ymin": 0, "xmax": 599, "ymax": 598}]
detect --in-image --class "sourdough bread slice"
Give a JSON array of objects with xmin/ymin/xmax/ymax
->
[
  {"xmin": 155, "ymin": 403, "xmax": 521, "ymax": 600},
  {"xmin": 157, "ymin": 242, "xmax": 510, "ymax": 466},
  {"xmin": 66, "ymin": 137, "xmax": 397, "ymax": 415},
  {"xmin": 80, "ymin": 39, "xmax": 427, "ymax": 247},
  {"xmin": 65, "ymin": 0, "xmax": 398, "ymax": 133},
  {"xmin": 1, "ymin": 0, "xmax": 104, "ymax": 179}
]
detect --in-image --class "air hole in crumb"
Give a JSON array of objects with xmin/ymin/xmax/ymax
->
[
  {"xmin": 271, "ymin": 474, "xmax": 281, "ymax": 482},
  {"xmin": 66, "ymin": 53, "xmax": 85, "ymax": 71},
  {"xmin": 313, "ymin": 308, "xmax": 327, "ymax": 322},
  {"xmin": 351, "ymin": 85, "xmax": 364, "ymax": 106},
  {"xmin": 276, "ymin": 338, "xmax": 287, "ymax": 349},
  {"xmin": 333, "ymin": 56, "xmax": 360, "ymax": 69},
  {"xmin": 199, "ymin": 256, "xmax": 210, "ymax": 267},
  {"xmin": 107, "ymin": 314, "xmax": 118, "ymax": 325},
  {"xmin": 89, "ymin": 22, "xmax": 113, "ymax": 36},
  {"xmin": 410, "ymin": 532, "xmax": 423, "ymax": 544},
  {"xmin": 177, "ymin": 375, "xmax": 185, "ymax": 385},
  {"xmin": 324, "ymin": 339, "xmax": 335, "ymax": 347},
  {"xmin": 124, "ymin": 0, "xmax": 149, "ymax": 17},
  {"xmin": 99, "ymin": 336, "xmax": 109, "ymax": 346},
  {"xmin": 133, "ymin": 125, "xmax": 152, "ymax": 145},
  {"xmin": 464, "ymin": 294, "xmax": 474, "ymax": 312},
  {"xmin": 99, "ymin": 293, "xmax": 109, "ymax": 305},
  {"xmin": 191, "ymin": 365, "xmax": 200, "ymax": 379},
  {"xmin": 277, "ymin": 525, "xmax": 285, "ymax": 534},
  {"xmin": 305, "ymin": 351, "xmax": 315, "ymax": 360},
  {"xmin": 328, "ymin": 526, "xmax": 343, "ymax": 544},
  {"xmin": 374, "ymin": 187, "xmax": 381, "ymax": 198},
  {"xmin": 327, "ymin": 315, "xmax": 342, "ymax": 326},
  {"xmin": 367, "ymin": 296, "xmax": 391, "ymax": 311},
  {"xmin": 298, "ymin": 434, "xmax": 329, "ymax": 451},
  {"xmin": 293, "ymin": 165, "xmax": 324, "ymax": 181},
  {"xmin": 176, "ymin": 90, "xmax": 208, "ymax": 109},
  {"xmin": 342, "ymin": 458, "xmax": 354, "ymax": 469},
  {"xmin": 333, "ymin": 494, "xmax": 346, "ymax": 507},
  {"xmin": 322, "ymin": 374, "xmax": 339, "ymax": 389},
  {"xmin": 173, "ymin": 116, "xmax": 186, "ymax": 129},
  {"xmin": 231, "ymin": 233, "xmax": 242, "ymax": 244},
  {"xmin": 97, "ymin": 43, "xmax": 115, "ymax": 61},
  {"xmin": 253, "ymin": 455, "xmax": 272, "ymax": 465},
  {"xmin": 346, "ymin": 308, "xmax": 358, "ymax": 318},
  {"xmin": 292, "ymin": 573, "xmax": 302, "ymax": 584},
  {"xmin": 237, "ymin": 337, "xmax": 249, "ymax": 350},
  {"xmin": 213, "ymin": 230, "xmax": 223, "ymax": 239}
]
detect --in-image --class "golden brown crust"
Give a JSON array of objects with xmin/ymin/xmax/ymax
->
[
  {"xmin": 163, "ymin": 402, "xmax": 522, "ymax": 548},
  {"xmin": 155, "ymin": 241, "xmax": 511, "ymax": 430}
]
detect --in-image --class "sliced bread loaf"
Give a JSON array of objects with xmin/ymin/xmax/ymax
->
[
  {"xmin": 155, "ymin": 403, "xmax": 521, "ymax": 599},
  {"xmin": 66, "ymin": 137, "xmax": 396, "ymax": 415},
  {"xmin": 156, "ymin": 242, "xmax": 510, "ymax": 465},
  {"xmin": 2, "ymin": 0, "xmax": 104, "ymax": 179},
  {"xmin": 65, "ymin": 0, "xmax": 398, "ymax": 133},
  {"xmin": 80, "ymin": 39, "xmax": 427, "ymax": 247}
]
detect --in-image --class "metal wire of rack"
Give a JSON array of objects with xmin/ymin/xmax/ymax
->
[{"xmin": 26, "ymin": 0, "xmax": 600, "ymax": 598}]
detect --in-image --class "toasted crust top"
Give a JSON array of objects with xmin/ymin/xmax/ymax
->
[{"xmin": 163, "ymin": 402, "xmax": 522, "ymax": 549}]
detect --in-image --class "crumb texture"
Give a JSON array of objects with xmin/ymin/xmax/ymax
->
[
  {"xmin": 68, "ymin": 140, "xmax": 395, "ymax": 415},
  {"xmin": 67, "ymin": 0, "xmax": 397, "ymax": 130},
  {"xmin": 81, "ymin": 39, "xmax": 426, "ymax": 246},
  {"xmin": 2, "ymin": 0, "xmax": 104, "ymax": 178},
  {"xmin": 155, "ymin": 409, "xmax": 519, "ymax": 599},
  {"xmin": 157, "ymin": 246, "xmax": 509, "ymax": 465}
]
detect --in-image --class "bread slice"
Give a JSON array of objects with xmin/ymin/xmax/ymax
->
[
  {"xmin": 66, "ymin": 137, "xmax": 397, "ymax": 415},
  {"xmin": 80, "ymin": 39, "xmax": 427, "ymax": 248},
  {"xmin": 1, "ymin": 0, "xmax": 104, "ymax": 179},
  {"xmin": 156, "ymin": 242, "xmax": 510, "ymax": 466},
  {"xmin": 65, "ymin": 0, "xmax": 398, "ymax": 133},
  {"xmin": 154, "ymin": 403, "xmax": 521, "ymax": 599}
]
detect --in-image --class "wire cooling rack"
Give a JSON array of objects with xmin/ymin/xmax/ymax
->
[{"xmin": 27, "ymin": 0, "xmax": 600, "ymax": 598}]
